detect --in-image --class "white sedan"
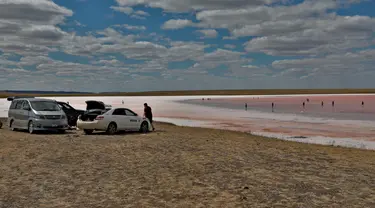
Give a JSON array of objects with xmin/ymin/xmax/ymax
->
[{"xmin": 76, "ymin": 107, "xmax": 153, "ymax": 135}]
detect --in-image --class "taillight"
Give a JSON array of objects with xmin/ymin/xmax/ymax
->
[{"xmin": 95, "ymin": 116, "xmax": 104, "ymax": 120}]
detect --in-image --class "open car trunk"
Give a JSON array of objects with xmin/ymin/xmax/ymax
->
[
  {"xmin": 80, "ymin": 100, "xmax": 111, "ymax": 121},
  {"xmin": 86, "ymin": 100, "xmax": 106, "ymax": 110}
]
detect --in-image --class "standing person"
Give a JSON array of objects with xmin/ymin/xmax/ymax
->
[
  {"xmin": 321, "ymin": 101, "xmax": 324, "ymax": 107},
  {"xmin": 272, "ymin": 102, "xmax": 274, "ymax": 112},
  {"xmin": 362, "ymin": 101, "xmax": 364, "ymax": 107},
  {"xmin": 303, "ymin": 102, "xmax": 305, "ymax": 109},
  {"xmin": 332, "ymin": 101, "xmax": 335, "ymax": 107},
  {"xmin": 144, "ymin": 103, "xmax": 155, "ymax": 131},
  {"xmin": 245, "ymin": 103, "xmax": 248, "ymax": 111}
]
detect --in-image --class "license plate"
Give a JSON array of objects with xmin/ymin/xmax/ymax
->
[{"xmin": 52, "ymin": 124, "xmax": 58, "ymax": 127}]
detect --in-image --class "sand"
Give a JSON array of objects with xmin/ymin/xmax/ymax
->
[{"xmin": 1, "ymin": 122, "xmax": 375, "ymax": 207}]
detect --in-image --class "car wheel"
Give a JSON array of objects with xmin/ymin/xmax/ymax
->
[
  {"xmin": 140, "ymin": 122, "xmax": 149, "ymax": 133},
  {"xmin": 84, "ymin": 129, "xmax": 94, "ymax": 135},
  {"xmin": 9, "ymin": 120, "xmax": 15, "ymax": 131},
  {"xmin": 57, "ymin": 130, "xmax": 66, "ymax": 134},
  {"xmin": 106, "ymin": 122, "xmax": 117, "ymax": 135},
  {"xmin": 0, "ymin": 121, "xmax": 2, "ymax": 129},
  {"xmin": 28, "ymin": 121, "xmax": 35, "ymax": 134}
]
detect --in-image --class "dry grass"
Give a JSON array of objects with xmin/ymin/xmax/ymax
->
[
  {"xmin": 1, "ymin": 88, "xmax": 375, "ymax": 98},
  {"xmin": 0, "ymin": 121, "xmax": 375, "ymax": 208}
]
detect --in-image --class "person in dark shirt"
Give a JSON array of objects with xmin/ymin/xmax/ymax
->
[{"xmin": 144, "ymin": 103, "xmax": 154, "ymax": 131}]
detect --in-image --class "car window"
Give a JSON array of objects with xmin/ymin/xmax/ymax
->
[
  {"xmin": 112, "ymin": 109, "xmax": 126, "ymax": 115},
  {"xmin": 10, "ymin": 101, "xmax": 17, "ymax": 109},
  {"xmin": 58, "ymin": 103, "xmax": 73, "ymax": 110},
  {"xmin": 63, "ymin": 103, "xmax": 73, "ymax": 110},
  {"xmin": 22, "ymin": 101, "xmax": 30, "ymax": 110},
  {"xmin": 30, "ymin": 101, "xmax": 61, "ymax": 111},
  {"xmin": 125, "ymin": 109, "xmax": 136, "ymax": 116},
  {"xmin": 15, "ymin": 100, "xmax": 24, "ymax": 109}
]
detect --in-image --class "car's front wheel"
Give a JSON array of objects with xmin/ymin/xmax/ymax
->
[
  {"xmin": 28, "ymin": 121, "xmax": 35, "ymax": 134},
  {"xmin": 140, "ymin": 122, "xmax": 149, "ymax": 133}
]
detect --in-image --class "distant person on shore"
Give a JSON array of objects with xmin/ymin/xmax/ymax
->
[
  {"xmin": 122, "ymin": 100, "xmax": 124, "ymax": 104},
  {"xmin": 321, "ymin": 101, "xmax": 324, "ymax": 107},
  {"xmin": 144, "ymin": 103, "xmax": 155, "ymax": 131},
  {"xmin": 245, "ymin": 103, "xmax": 247, "ymax": 111},
  {"xmin": 307, "ymin": 98, "xmax": 310, "ymax": 102},
  {"xmin": 67, "ymin": 101, "xmax": 69, "ymax": 104},
  {"xmin": 272, "ymin": 102, "xmax": 274, "ymax": 112},
  {"xmin": 303, "ymin": 102, "xmax": 305, "ymax": 109},
  {"xmin": 362, "ymin": 101, "xmax": 364, "ymax": 107},
  {"xmin": 332, "ymin": 101, "xmax": 335, "ymax": 107}
]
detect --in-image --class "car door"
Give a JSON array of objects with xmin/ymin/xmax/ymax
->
[
  {"xmin": 20, "ymin": 101, "xmax": 32, "ymax": 128},
  {"xmin": 111, "ymin": 109, "xmax": 130, "ymax": 130},
  {"xmin": 124, "ymin": 109, "xmax": 141, "ymax": 130},
  {"xmin": 13, "ymin": 100, "xmax": 24, "ymax": 128},
  {"xmin": 8, "ymin": 100, "xmax": 19, "ymax": 127}
]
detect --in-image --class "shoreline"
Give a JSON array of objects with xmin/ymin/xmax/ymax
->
[
  {"xmin": 1, "ymin": 116, "xmax": 374, "ymax": 152},
  {"xmin": 154, "ymin": 117, "xmax": 375, "ymax": 151},
  {"xmin": 1, "ymin": 94, "xmax": 374, "ymax": 151}
]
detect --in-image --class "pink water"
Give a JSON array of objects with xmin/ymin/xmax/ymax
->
[{"xmin": 183, "ymin": 95, "xmax": 375, "ymax": 121}]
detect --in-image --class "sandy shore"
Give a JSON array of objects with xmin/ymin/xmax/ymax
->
[{"xmin": 1, "ymin": 121, "xmax": 375, "ymax": 207}]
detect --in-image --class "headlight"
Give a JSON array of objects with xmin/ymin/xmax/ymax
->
[{"xmin": 35, "ymin": 115, "xmax": 46, "ymax": 119}]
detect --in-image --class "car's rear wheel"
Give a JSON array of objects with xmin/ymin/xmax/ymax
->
[
  {"xmin": 84, "ymin": 129, "xmax": 94, "ymax": 135},
  {"xmin": 140, "ymin": 122, "xmax": 149, "ymax": 133},
  {"xmin": 28, "ymin": 121, "xmax": 35, "ymax": 134},
  {"xmin": 106, "ymin": 122, "xmax": 117, "ymax": 135},
  {"xmin": 57, "ymin": 130, "xmax": 66, "ymax": 134}
]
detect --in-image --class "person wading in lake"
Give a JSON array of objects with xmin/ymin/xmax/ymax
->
[
  {"xmin": 144, "ymin": 103, "xmax": 155, "ymax": 131},
  {"xmin": 245, "ymin": 103, "xmax": 247, "ymax": 111}
]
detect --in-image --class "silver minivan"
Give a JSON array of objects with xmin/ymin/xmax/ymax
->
[{"xmin": 7, "ymin": 97, "xmax": 69, "ymax": 134}]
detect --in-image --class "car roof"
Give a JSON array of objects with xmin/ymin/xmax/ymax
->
[{"xmin": 15, "ymin": 98, "xmax": 56, "ymax": 102}]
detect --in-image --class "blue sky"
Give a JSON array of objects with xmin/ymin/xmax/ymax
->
[{"xmin": 0, "ymin": 0, "xmax": 375, "ymax": 92}]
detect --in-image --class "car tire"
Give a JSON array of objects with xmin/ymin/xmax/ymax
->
[
  {"xmin": 58, "ymin": 130, "xmax": 66, "ymax": 134},
  {"xmin": 84, "ymin": 129, "xmax": 94, "ymax": 135},
  {"xmin": 106, "ymin": 122, "xmax": 117, "ymax": 135},
  {"xmin": 28, "ymin": 121, "xmax": 35, "ymax": 134},
  {"xmin": 9, "ymin": 120, "xmax": 15, "ymax": 131},
  {"xmin": 140, "ymin": 122, "xmax": 149, "ymax": 133},
  {"xmin": 0, "ymin": 121, "xmax": 2, "ymax": 129}
]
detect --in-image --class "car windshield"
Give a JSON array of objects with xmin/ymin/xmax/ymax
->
[{"xmin": 30, "ymin": 101, "xmax": 61, "ymax": 111}]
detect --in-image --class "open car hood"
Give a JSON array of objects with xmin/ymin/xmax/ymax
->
[{"xmin": 85, "ymin": 100, "xmax": 107, "ymax": 110}]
